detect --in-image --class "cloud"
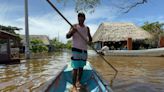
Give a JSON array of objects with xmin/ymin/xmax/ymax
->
[
  {"xmin": 116, "ymin": 16, "xmax": 164, "ymax": 26},
  {"xmin": 0, "ymin": 2, "xmax": 23, "ymax": 26},
  {"xmin": 86, "ymin": 5, "xmax": 118, "ymax": 23},
  {"xmin": 2, "ymin": 2, "xmax": 164, "ymax": 43},
  {"xmin": 0, "ymin": 2, "xmax": 23, "ymax": 15},
  {"xmin": 1, "ymin": 0, "xmax": 164, "ymax": 43},
  {"xmin": 0, "ymin": 4, "xmax": 120, "ymax": 43}
]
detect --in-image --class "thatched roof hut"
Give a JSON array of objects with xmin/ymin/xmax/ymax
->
[{"xmin": 92, "ymin": 22, "xmax": 152, "ymax": 42}]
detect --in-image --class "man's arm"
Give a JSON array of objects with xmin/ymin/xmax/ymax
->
[
  {"xmin": 66, "ymin": 28, "xmax": 73, "ymax": 39},
  {"xmin": 87, "ymin": 27, "xmax": 92, "ymax": 42},
  {"xmin": 66, "ymin": 25, "xmax": 77, "ymax": 39}
]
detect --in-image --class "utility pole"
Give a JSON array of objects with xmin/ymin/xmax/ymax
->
[{"xmin": 25, "ymin": 0, "xmax": 30, "ymax": 59}]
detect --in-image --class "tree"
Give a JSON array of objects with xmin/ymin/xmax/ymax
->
[
  {"xmin": 114, "ymin": 0, "xmax": 147, "ymax": 13},
  {"xmin": 30, "ymin": 39, "xmax": 48, "ymax": 53},
  {"xmin": 50, "ymin": 38, "xmax": 65, "ymax": 50},
  {"xmin": 56, "ymin": 0, "xmax": 147, "ymax": 13},
  {"xmin": 142, "ymin": 22, "xmax": 164, "ymax": 33},
  {"xmin": 141, "ymin": 21, "xmax": 164, "ymax": 47},
  {"xmin": 65, "ymin": 40, "xmax": 72, "ymax": 49},
  {"xmin": 0, "ymin": 25, "xmax": 22, "ymax": 41},
  {"xmin": 0, "ymin": 25, "xmax": 22, "ymax": 34}
]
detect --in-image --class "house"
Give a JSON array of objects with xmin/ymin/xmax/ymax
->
[
  {"xmin": 20, "ymin": 35, "xmax": 54, "ymax": 52},
  {"xmin": 92, "ymin": 22, "xmax": 152, "ymax": 50},
  {"xmin": 0, "ymin": 30, "xmax": 20, "ymax": 64}
]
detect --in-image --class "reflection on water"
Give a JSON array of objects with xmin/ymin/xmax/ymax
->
[
  {"xmin": 0, "ymin": 51, "xmax": 164, "ymax": 92},
  {"xmin": 0, "ymin": 52, "xmax": 71, "ymax": 92}
]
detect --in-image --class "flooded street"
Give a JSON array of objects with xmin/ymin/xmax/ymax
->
[
  {"xmin": 88, "ymin": 51, "xmax": 164, "ymax": 92},
  {"xmin": 0, "ymin": 52, "xmax": 71, "ymax": 92},
  {"xmin": 0, "ymin": 51, "xmax": 164, "ymax": 92}
]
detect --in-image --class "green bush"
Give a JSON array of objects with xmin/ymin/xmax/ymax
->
[{"xmin": 30, "ymin": 39, "xmax": 48, "ymax": 53}]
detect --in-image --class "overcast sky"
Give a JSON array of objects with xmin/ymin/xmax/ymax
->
[{"xmin": 0, "ymin": 0, "xmax": 164, "ymax": 43}]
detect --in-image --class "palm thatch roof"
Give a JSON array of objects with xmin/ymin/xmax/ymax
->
[
  {"xmin": 20, "ymin": 35, "xmax": 50, "ymax": 45},
  {"xmin": 92, "ymin": 22, "xmax": 152, "ymax": 42}
]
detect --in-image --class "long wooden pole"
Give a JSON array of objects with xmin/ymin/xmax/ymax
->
[{"xmin": 46, "ymin": 0, "xmax": 118, "ymax": 79}]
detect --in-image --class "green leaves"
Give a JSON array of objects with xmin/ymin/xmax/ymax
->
[
  {"xmin": 50, "ymin": 38, "xmax": 72, "ymax": 50},
  {"xmin": 142, "ymin": 21, "xmax": 164, "ymax": 34},
  {"xmin": 0, "ymin": 25, "xmax": 21, "ymax": 40},
  {"xmin": 30, "ymin": 39, "xmax": 48, "ymax": 53},
  {"xmin": 65, "ymin": 40, "xmax": 72, "ymax": 49},
  {"xmin": 0, "ymin": 25, "xmax": 22, "ymax": 34},
  {"xmin": 141, "ymin": 21, "xmax": 164, "ymax": 47},
  {"xmin": 50, "ymin": 38, "xmax": 65, "ymax": 50}
]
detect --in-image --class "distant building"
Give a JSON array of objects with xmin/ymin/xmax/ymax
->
[
  {"xmin": 0, "ymin": 30, "xmax": 20, "ymax": 64},
  {"xmin": 92, "ymin": 22, "xmax": 152, "ymax": 50},
  {"xmin": 20, "ymin": 35, "xmax": 54, "ymax": 52}
]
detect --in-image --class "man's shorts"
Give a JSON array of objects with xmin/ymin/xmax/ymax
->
[{"xmin": 71, "ymin": 48, "xmax": 87, "ymax": 69}]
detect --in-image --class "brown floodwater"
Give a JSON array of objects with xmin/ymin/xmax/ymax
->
[{"xmin": 0, "ymin": 51, "xmax": 164, "ymax": 92}]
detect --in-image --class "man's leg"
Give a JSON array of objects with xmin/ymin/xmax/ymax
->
[
  {"xmin": 76, "ymin": 67, "xmax": 83, "ymax": 88},
  {"xmin": 72, "ymin": 69, "xmax": 78, "ymax": 87},
  {"xmin": 78, "ymin": 67, "xmax": 83, "ymax": 82}
]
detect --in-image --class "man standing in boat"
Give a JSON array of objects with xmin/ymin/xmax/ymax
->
[{"xmin": 66, "ymin": 12, "xmax": 92, "ymax": 91}]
